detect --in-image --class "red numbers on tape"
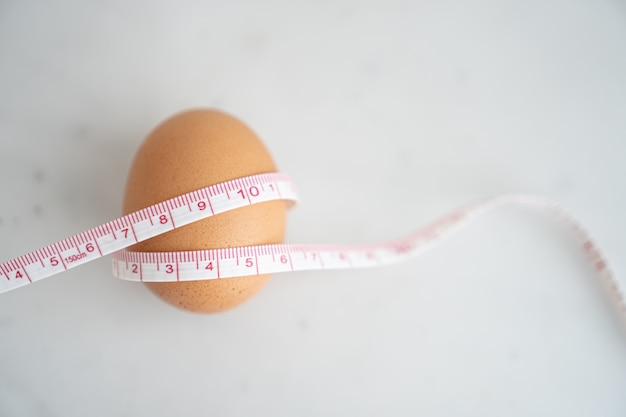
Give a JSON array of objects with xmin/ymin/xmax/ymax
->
[
  {"xmin": 237, "ymin": 186, "xmax": 260, "ymax": 199},
  {"xmin": 0, "ymin": 173, "xmax": 296, "ymax": 293},
  {"xmin": 0, "ymin": 173, "xmax": 623, "ymax": 331}
]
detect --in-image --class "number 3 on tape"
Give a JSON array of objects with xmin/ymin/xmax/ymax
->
[{"xmin": 0, "ymin": 173, "xmax": 624, "ymax": 330}]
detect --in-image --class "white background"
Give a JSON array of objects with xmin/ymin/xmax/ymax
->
[{"xmin": 1, "ymin": 1, "xmax": 625, "ymax": 416}]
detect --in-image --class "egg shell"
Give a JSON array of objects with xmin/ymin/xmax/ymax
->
[{"xmin": 122, "ymin": 109, "xmax": 287, "ymax": 313}]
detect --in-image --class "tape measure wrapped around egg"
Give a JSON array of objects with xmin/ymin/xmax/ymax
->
[
  {"xmin": 122, "ymin": 110, "xmax": 287, "ymax": 313},
  {"xmin": 0, "ymin": 109, "xmax": 621, "ymax": 326}
]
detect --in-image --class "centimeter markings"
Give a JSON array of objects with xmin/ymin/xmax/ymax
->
[
  {"xmin": 0, "ymin": 173, "xmax": 624, "ymax": 327},
  {"xmin": 111, "ymin": 193, "xmax": 626, "ymax": 325},
  {"xmin": 0, "ymin": 173, "xmax": 296, "ymax": 294}
]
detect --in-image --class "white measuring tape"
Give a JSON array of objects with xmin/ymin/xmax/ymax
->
[{"xmin": 1, "ymin": 173, "xmax": 624, "ymax": 326}]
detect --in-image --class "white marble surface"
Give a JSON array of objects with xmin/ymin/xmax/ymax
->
[{"xmin": 1, "ymin": 1, "xmax": 626, "ymax": 416}]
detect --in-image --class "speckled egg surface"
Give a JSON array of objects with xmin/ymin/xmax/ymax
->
[{"xmin": 122, "ymin": 109, "xmax": 287, "ymax": 313}]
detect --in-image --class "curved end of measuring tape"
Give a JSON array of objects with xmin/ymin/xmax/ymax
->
[{"xmin": 0, "ymin": 178, "xmax": 624, "ymax": 334}]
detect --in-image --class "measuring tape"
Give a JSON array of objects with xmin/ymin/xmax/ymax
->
[{"xmin": 1, "ymin": 173, "xmax": 624, "ymax": 326}]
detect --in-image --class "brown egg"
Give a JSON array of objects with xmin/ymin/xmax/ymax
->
[{"xmin": 122, "ymin": 109, "xmax": 287, "ymax": 313}]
